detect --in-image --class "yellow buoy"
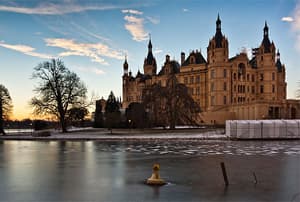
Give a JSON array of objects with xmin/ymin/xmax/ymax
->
[{"xmin": 146, "ymin": 163, "xmax": 166, "ymax": 185}]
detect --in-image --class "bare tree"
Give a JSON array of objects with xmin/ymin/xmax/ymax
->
[
  {"xmin": 143, "ymin": 74, "xmax": 201, "ymax": 129},
  {"xmin": 0, "ymin": 84, "xmax": 13, "ymax": 135},
  {"xmin": 31, "ymin": 59, "xmax": 87, "ymax": 132}
]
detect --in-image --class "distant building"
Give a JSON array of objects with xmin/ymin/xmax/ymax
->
[{"xmin": 122, "ymin": 15, "xmax": 300, "ymax": 124}]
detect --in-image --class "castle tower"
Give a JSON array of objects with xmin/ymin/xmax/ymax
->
[
  {"xmin": 122, "ymin": 56, "xmax": 129, "ymax": 108},
  {"xmin": 256, "ymin": 21, "xmax": 277, "ymax": 101},
  {"xmin": 207, "ymin": 14, "xmax": 229, "ymax": 64},
  {"xmin": 207, "ymin": 14, "xmax": 230, "ymax": 109},
  {"xmin": 143, "ymin": 37, "xmax": 157, "ymax": 76},
  {"xmin": 275, "ymin": 50, "xmax": 287, "ymax": 101}
]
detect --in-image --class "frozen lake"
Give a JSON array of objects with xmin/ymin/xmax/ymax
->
[{"xmin": 0, "ymin": 140, "xmax": 299, "ymax": 201}]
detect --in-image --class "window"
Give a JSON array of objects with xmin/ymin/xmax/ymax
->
[
  {"xmin": 223, "ymin": 96, "xmax": 227, "ymax": 105},
  {"xmin": 196, "ymin": 76, "xmax": 200, "ymax": 83},
  {"xmin": 272, "ymin": 85, "xmax": 275, "ymax": 93},
  {"xmin": 211, "ymin": 96, "xmax": 215, "ymax": 106},
  {"xmin": 252, "ymin": 86, "xmax": 255, "ymax": 94},
  {"xmin": 260, "ymin": 74, "xmax": 264, "ymax": 81},
  {"xmin": 247, "ymin": 74, "xmax": 249, "ymax": 81},
  {"xmin": 260, "ymin": 85, "xmax": 264, "ymax": 93},
  {"xmin": 196, "ymin": 87, "xmax": 200, "ymax": 95},
  {"xmin": 190, "ymin": 88, "xmax": 194, "ymax": 95},
  {"xmin": 247, "ymin": 86, "xmax": 250, "ymax": 93},
  {"xmin": 233, "ymin": 73, "xmax": 237, "ymax": 80},
  {"xmin": 184, "ymin": 77, "xmax": 188, "ymax": 84},
  {"xmin": 272, "ymin": 72, "xmax": 275, "ymax": 81},
  {"xmin": 190, "ymin": 56, "xmax": 195, "ymax": 64},
  {"xmin": 223, "ymin": 69, "xmax": 227, "ymax": 78},
  {"xmin": 190, "ymin": 76, "xmax": 194, "ymax": 84},
  {"xmin": 251, "ymin": 74, "xmax": 255, "ymax": 82},
  {"xmin": 234, "ymin": 85, "xmax": 236, "ymax": 92},
  {"xmin": 211, "ymin": 70, "xmax": 215, "ymax": 79},
  {"xmin": 223, "ymin": 82, "xmax": 227, "ymax": 91},
  {"xmin": 211, "ymin": 83, "xmax": 215, "ymax": 91}
]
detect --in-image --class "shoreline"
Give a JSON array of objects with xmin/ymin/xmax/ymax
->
[{"xmin": 0, "ymin": 127, "xmax": 228, "ymax": 141}]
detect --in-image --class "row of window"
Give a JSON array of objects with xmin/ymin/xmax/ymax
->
[
  {"xmin": 210, "ymin": 69, "xmax": 277, "ymax": 82},
  {"xmin": 210, "ymin": 69, "xmax": 228, "ymax": 79},
  {"xmin": 184, "ymin": 75, "xmax": 201, "ymax": 85},
  {"xmin": 189, "ymin": 87, "xmax": 201, "ymax": 95}
]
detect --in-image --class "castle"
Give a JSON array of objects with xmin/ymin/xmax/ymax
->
[{"xmin": 122, "ymin": 15, "xmax": 300, "ymax": 124}]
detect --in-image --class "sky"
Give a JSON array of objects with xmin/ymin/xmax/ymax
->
[{"xmin": 0, "ymin": 0, "xmax": 299, "ymax": 120}]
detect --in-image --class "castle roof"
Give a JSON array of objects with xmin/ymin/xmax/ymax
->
[
  {"xmin": 158, "ymin": 60, "xmax": 180, "ymax": 76},
  {"xmin": 181, "ymin": 51, "xmax": 207, "ymax": 66}
]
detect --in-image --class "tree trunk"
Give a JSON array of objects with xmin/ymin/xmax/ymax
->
[{"xmin": 60, "ymin": 116, "xmax": 67, "ymax": 133}]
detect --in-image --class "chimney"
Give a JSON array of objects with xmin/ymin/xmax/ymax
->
[
  {"xmin": 181, "ymin": 52, "xmax": 185, "ymax": 65},
  {"xmin": 166, "ymin": 54, "xmax": 170, "ymax": 63}
]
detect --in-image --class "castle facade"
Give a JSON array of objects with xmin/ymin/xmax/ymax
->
[{"xmin": 122, "ymin": 15, "xmax": 300, "ymax": 124}]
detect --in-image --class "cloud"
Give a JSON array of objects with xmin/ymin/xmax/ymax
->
[
  {"xmin": 122, "ymin": 8, "xmax": 159, "ymax": 42},
  {"xmin": 146, "ymin": 16, "xmax": 160, "ymax": 24},
  {"xmin": 122, "ymin": 9, "xmax": 143, "ymax": 15},
  {"xmin": 0, "ymin": 3, "xmax": 121, "ymax": 15},
  {"xmin": 281, "ymin": 16, "xmax": 294, "ymax": 22},
  {"xmin": 0, "ymin": 42, "xmax": 53, "ymax": 59},
  {"xmin": 124, "ymin": 15, "xmax": 148, "ymax": 41},
  {"xmin": 183, "ymin": 8, "xmax": 189, "ymax": 12},
  {"xmin": 45, "ymin": 38, "xmax": 123, "ymax": 65},
  {"xmin": 78, "ymin": 67, "xmax": 106, "ymax": 75}
]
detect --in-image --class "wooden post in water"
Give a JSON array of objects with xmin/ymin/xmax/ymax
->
[
  {"xmin": 220, "ymin": 162, "xmax": 229, "ymax": 186},
  {"xmin": 253, "ymin": 172, "xmax": 258, "ymax": 184}
]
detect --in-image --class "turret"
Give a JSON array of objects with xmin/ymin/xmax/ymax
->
[
  {"xmin": 123, "ymin": 55, "xmax": 128, "ymax": 76},
  {"xmin": 143, "ymin": 36, "xmax": 157, "ymax": 76},
  {"xmin": 276, "ymin": 50, "xmax": 283, "ymax": 72},
  {"xmin": 261, "ymin": 21, "xmax": 272, "ymax": 53},
  {"xmin": 181, "ymin": 52, "xmax": 185, "ymax": 65}
]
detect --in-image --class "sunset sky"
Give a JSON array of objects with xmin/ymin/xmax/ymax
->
[{"xmin": 0, "ymin": 0, "xmax": 299, "ymax": 120}]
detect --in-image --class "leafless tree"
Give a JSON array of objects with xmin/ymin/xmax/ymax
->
[
  {"xmin": 31, "ymin": 59, "xmax": 87, "ymax": 132},
  {"xmin": 143, "ymin": 74, "xmax": 201, "ymax": 129},
  {"xmin": 0, "ymin": 84, "xmax": 13, "ymax": 135}
]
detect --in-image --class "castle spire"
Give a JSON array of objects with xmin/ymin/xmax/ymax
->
[
  {"xmin": 123, "ymin": 54, "xmax": 128, "ymax": 75},
  {"xmin": 264, "ymin": 21, "xmax": 269, "ymax": 38},
  {"xmin": 216, "ymin": 13, "xmax": 221, "ymax": 31},
  {"xmin": 215, "ymin": 14, "xmax": 223, "ymax": 48},
  {"xmin": 262, "ymin": 21, "xmax": 271, "ymax": 53},
  {"xmin": 145, "ymin": 36, "xmax": 154, "ymax": 65},
  {"xmin": 148, "ymin": 34, "xmax": 152, "ymax": 51}
]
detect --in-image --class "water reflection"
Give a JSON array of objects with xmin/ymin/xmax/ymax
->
[{"xmin": 0, "ymin": 140, "xmax": 299, "ymax": 201}]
